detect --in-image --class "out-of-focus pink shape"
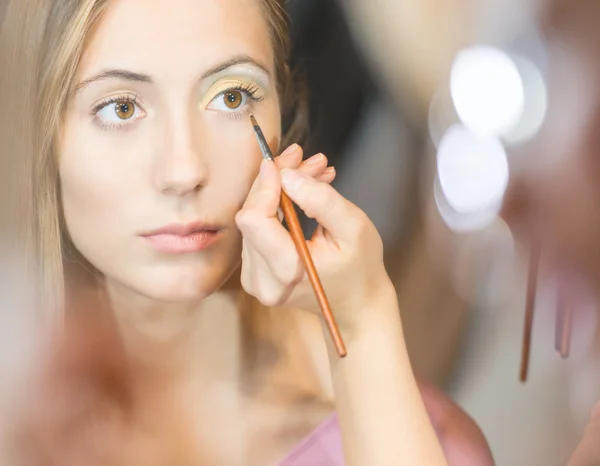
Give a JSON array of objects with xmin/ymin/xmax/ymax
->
[{"xmin": 276, "ymin": 414, "xmax": 344, "ymax": 466}]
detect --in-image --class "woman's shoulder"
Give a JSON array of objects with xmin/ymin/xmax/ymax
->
[
  {"xmin": 278, "ymin": 380, "xmax": 495, "ymax": 466},
  {"xmin": 417, "ymin": 379, "xmax": 495, "ymax": 466}
]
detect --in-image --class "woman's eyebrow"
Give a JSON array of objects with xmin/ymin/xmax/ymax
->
[
  {"xmin": 201, "ymin": 54, "xmax": 271, "ymax": 79},
  {"xmin": 72, "ymin": 69, "xmax": 152, "ymax": 95},
  {"xmin": 71, "ymin": 55, "xmax": 270, "ymax": 96}
]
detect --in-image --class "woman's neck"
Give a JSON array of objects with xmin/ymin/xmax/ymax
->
[
  {"xmin": 100, "ymin": 273, "xmax": 333, "ymax": 408},
  {"xmin": 104, "ymin": 279, "xmax": 246, "ymax": 384}
]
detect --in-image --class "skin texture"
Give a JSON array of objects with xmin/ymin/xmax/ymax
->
[{"xmin": 7, "ymin": 0, "xmax": 494, "ymax": 464}]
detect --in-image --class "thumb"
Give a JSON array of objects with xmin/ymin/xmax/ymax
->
[
  {"xmin": 568, "ymin": 402, "xmax": 600, "ymax": 466},
  {"xmin": 279, "ymin": 167, "xmax": 365, "ymax": 243}
]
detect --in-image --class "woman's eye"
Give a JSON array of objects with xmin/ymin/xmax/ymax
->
[
  {"xmin": 223, "ymin": 91, "xmax": 243, "ymax": 109},
  {"xmin": 96, "ymin": 99, "xmax": 141, "ymax": 123},
  {"xmin": 208, "ymin": 90, "xmax": 248, "ymax": 112},
  {"xmin": 114, "ymin": 101, "xmax": 135, "ymax": 119}
]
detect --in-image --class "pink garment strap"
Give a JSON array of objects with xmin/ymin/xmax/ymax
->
[{"xmin": 276, "ymin": 414, "xmax": 345, "ymax": 466}]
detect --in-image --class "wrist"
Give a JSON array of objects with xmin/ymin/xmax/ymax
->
[
  {"xmin": 352, "ymin": 279, "xmax": 400, "ymax": 338},
  {"xmin": 322, "ymin": 278, "xmax": 404, "ymax": 356}
]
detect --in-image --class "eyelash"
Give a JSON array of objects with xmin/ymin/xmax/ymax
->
[
  {"xmin": 90, "ymin": 83, "xmax": 265, "ymax": 131},
  {"xmin": 91, "ymin": 94, "xmax": 142, "ymax": 132},
  {"xmin": 214, "ymin": 83, "xmax": 265, "ymax": 120}
]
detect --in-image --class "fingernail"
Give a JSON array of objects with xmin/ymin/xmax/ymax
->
[
  {"xmin": 259, "ymin": 159, "xmax": 270, "ymax": 179},
  {"xmin": 306, "ymin": 153, "xmax": 324, "ymax": 165},
  {"xmin": 324, "ymin": 166, "xmax": 336, "ymax": 175},
  {"xmin": 279, "ymin": 143, "xmax": 300, "ymax": 158},
  {"xmin": 280, "ymin": 168, "xmax": 304, "ymax": 192}
]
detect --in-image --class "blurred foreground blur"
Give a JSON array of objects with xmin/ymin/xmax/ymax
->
[
  {"xmin": 339, "ymin": 0, "xmax": 600, "ymax": 464},
  {"xmin": 0, "ymin": 0, "xmax": 599, "ymax": 464}
]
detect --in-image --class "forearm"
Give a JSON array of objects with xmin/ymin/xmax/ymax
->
[{"xmin": 324, "ymin": 285, "xmax": 448, "ymax": 466}]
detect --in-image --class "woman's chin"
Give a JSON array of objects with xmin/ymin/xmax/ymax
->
[
  {"xmin": 110, "ymin": 267, "xmax": 235, "ymax": 304},
  {"xmin": 139, "ymin": 276, "xmax": 223, "ymax": 303},
  {"xmin": 142, "ymin": 285, "xmax": 214, "ymax": 303}
]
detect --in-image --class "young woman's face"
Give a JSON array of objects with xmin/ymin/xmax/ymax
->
[{"xmin": 59, "ymin": 0, "xmax": 281, "ymax": 302}]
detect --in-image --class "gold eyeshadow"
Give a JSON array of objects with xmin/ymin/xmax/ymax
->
[{"xmin": 200, "ymin": 76, "xmax": 266, "ymax": 107}]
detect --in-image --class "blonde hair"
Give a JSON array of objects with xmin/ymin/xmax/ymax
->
[{"xmin": 0, "ymin": 0, "xmax": 306, "ymax": 326}]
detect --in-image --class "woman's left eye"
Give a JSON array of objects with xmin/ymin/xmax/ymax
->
[
  {"xmin": 93, "ymin": 97, "xmax": 145, "ymax": 129},
  {"xmin": 207, "ymin": 90, "xmax": 248, "ymax": 112}
]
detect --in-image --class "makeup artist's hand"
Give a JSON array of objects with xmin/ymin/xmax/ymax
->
[
  {"xmin": 237, "ymin": 163, "xmax": 498, "ymax": 466},
  {"xmin": 272, "ymin": 143, "xmax": 337, "ymax": 184},
  {"xmin": 236, "ymin": 143, "xmax": 391, "ymax": 332}
]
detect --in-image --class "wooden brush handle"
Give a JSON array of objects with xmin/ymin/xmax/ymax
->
[
  {"xmin": 279, "ymin": 192, "xmax": 347, "ymax": 357},
  {"xmin": 555, "ymin": 290, "xmax": 573, "ymax": 359},
  {"xmin": 520, "ymin": 245, "xmax": 540, "ymax": 382}
]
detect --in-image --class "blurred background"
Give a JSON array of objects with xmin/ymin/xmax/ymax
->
[
  {"xmin": 287, "ymin": 0, "xmax": 600, "ymax": 464},
  {"xmin": 2, "ymin": 0, "xmax": 600, "ymax": 464}
]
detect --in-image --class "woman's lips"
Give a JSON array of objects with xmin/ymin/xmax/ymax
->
[{"xmin": 140, "ymin": 223, "xmax": 222, "ymax": 253}]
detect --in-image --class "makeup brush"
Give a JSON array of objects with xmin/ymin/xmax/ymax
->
[
  {"xmin": 555, "ymin": 288, "xmax": 573, "ymax": 359},
  {"xmin": 520, "ymin": 244, "xmax": 540, "ymax": 382},
  {"xmin": 249, "ymin": 115, "xmax": 347, "ymax": 358}
]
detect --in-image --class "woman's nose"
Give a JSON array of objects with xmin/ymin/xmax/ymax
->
[{"xmin": 154, "ymin": 121, "xmax": 208, "ymax": 197}]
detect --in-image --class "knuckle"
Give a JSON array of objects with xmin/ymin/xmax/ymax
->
[
  {"xmin": 244, "ymin": 272, "xmax": 266, "ymax": 300},
  {"xmin": 257, "ymin": 288, "xmax": 284, "ymax": 307},
  {"xmin": 234, "ymin": 208, "xmax": 257, "ymax": 233},
  {"xmin": 274, "ymin": 259, "xmax": 302, "ymax": 286},
  {"xmin": 320, "ymin": 183, "xmax": 336, "ymax": 204},
  {"xmin": 240, "ymin": 269, "xmax": 252, "ymax": 294},
  {"xmin": 234, "ymin": 209, "xmax": 249, "ymax": 230},
  {"xmin": 303, "ymin": 184, "xmax": 335, "ymax": 219},
  {"xmin": 355, "ymin": 213, "xmax": 372, "ymax": 239},
  {"xmin": 275, "ymin": 155, "xmax": 301, "ymax": 171},
  {"xmin": 274, "ymin": 158, "xmax": 287, "ymax": 169},
  {"xmin": 349, "ymin": 209, "xmax": 371, "ymax": 239},
  {"xmin": 343, "ymin": 211, "xmax": 382, "ymax": 256},
  {"xmin": 303, "ymin": 153, "xmax": 327, "ymax": 169}
]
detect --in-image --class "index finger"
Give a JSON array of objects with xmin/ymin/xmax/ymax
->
[
  {"xmin": 279, "ymin": 168, "xmax": 367, "ymax": 243},
  {"xmin": 274, "ymin": 144, "xmax": 303, "ymax": 169}
]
